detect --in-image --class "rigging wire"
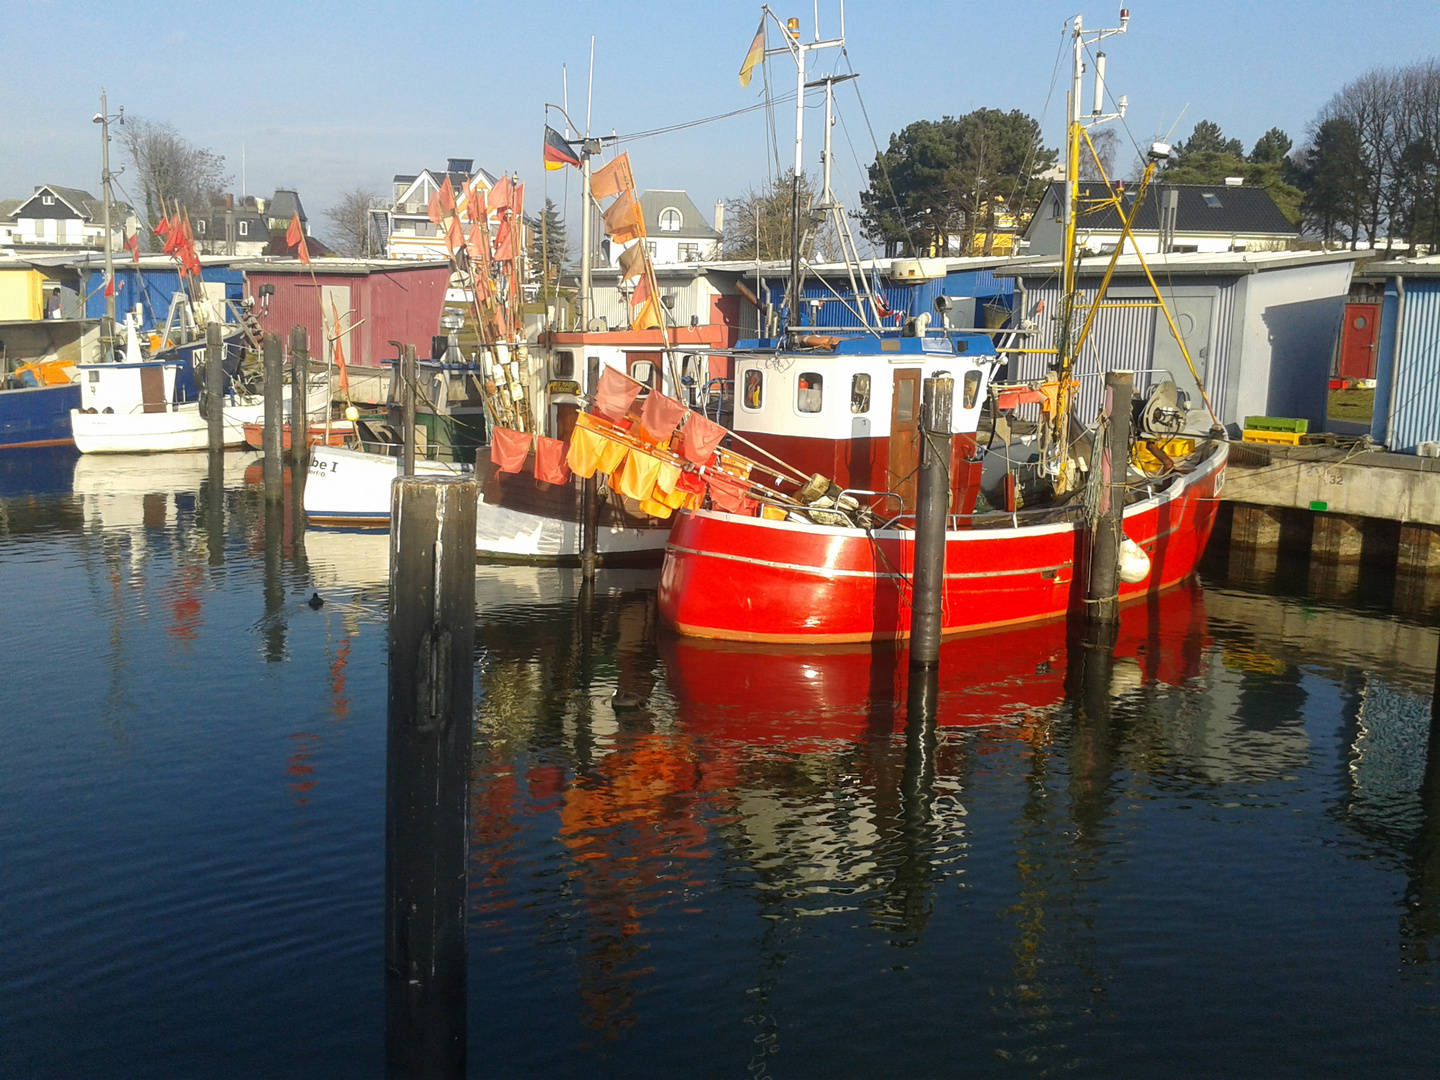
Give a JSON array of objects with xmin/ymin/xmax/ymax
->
[{"xmin": 608, "ymin": 91, "xmax": 798, "ymax": 147}]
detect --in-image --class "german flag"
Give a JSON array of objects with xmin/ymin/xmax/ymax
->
[
  {"xmin": 543, "ymin": 126, "xmax": 580, "ymax": 170},
  {"xmin": 738, "ymin": 17, "xmax": 765, "ymax": 87}
]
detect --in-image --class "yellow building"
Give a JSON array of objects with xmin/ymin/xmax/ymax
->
[{"xmin": 0, "ymin": 267, "xmax": 44, "ymax": 321}]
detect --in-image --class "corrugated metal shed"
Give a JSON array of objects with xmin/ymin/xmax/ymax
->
[
  {"xmin": 238, "ymin": 259, "xmax": 452, "ymax": 367},
  {"xmin": 1368, "ymin": 257, "xmax": 1440, "ymax": 452},
  {"xmin": 1005, "ymin": 251, "xmax": 1359, "ymax": 432},
  {"xmin": 80, "ymin": 262, "xmax": 244, "ymax": 333}
]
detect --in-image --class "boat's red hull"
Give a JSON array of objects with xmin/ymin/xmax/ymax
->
[
  {"xmin": 659, "ymin": 443, "xmax": 1226, "ymax": 643},
  {"xmin": 242, "ymin": 421, "xmax": 353, "ymax": 451}
]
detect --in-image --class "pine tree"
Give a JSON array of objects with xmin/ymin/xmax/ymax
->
[{"xmin": 524, "ymin": 198, "xmax": 567, "ymax": 290}]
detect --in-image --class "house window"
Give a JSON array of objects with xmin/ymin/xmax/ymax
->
[
  {"xmin": 678, "ymin": 243, "xmax": 700, "ymax": 261},
  {"xmin": 42, "ymin": 194, "xmax": 54, "ymax": 206},
  {"xmin": 741, "ymin": 369, "xmax": 763, "ymax": 410},
  {"xmin": 1202, "ymin": 193, "xmax": 1222, "ymax": 209},
  {"xmin": 239, "ymin": 221, "xmax": 249, "ymax": 237},
  {"xmin": 197, "ymin": 219, "xmax": 207, "ymax": 235},
  {"xmin": 659, "ymin": 207, "xmax": 682, "ymax": 232},
  {"xmin": 850, "ymin": 373, "xmax": 871, "ymax": 414},
  {"xmin": 553, "ymin": 350, "xmax": 574, "ymax": 379},
  {"xmin": 963, "ymin": 369, "xmax": 982, "ymax": 409},
  {"xmin": 796, "ymin": 372, "xmax": 823, "ymax": 414},
  {"xmin": 645, "ymin": 241, "xmax": 657, "ymax": 258}
]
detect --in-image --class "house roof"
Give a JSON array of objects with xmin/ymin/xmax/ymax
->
[
  {"xmin": 1002, "ymin": 248, "xmax": 1364, "ymax": 279},
  {"xmin": 1028, "ymin": 181, "xmax": 1298, "ymax": 238},
  {"xmin": 267, "ymin": 189, "xmax": 306, "ymax": 223},
  {"xmin": 10, "ymin": 184, "xmax": 134, "ymax": 222},
  {"xmin": 266, "ymin": 231, "xmax": 335, "ymax": 259},
  {"xmin": 638, "ymin": 190, "xmax": 720, "ymax": 241},
  {"xmin": 234, "ymin": 256, "xmax": 451, "ymax": 275},
  {"xmin": 393, "ymin": 165, "xmax": 499, "ymax": 193},
  {"xmin": 196, "ymin": 207, "xmax": 270, "ymax": 238},
  {"xmin": 1363, "ymin": 255, "xmax": 1440, "ymax": 279},
  {"xmin": 0, "ymin": 199, "xmax": 23, "ymax": 221}
]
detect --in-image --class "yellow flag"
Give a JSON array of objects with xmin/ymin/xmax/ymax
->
[{"xmin": 738, "ymin": 18, "xmax": 765, "ymax": 87}]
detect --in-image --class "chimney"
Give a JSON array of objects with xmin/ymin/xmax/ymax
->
[
  {"xmin": 714, "ymin": 201, "xmax": 725, "ymax": 234},
  {"xmin": 225, "ymin": 193, "xmax": 234, "ymax": 209}
]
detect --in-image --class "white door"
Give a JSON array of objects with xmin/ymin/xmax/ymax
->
[
  {"xmin": 320, "ymin": 284, "xmax": 354, "ymax": 365},
  {"xmin": 1151, "ymin": 293, "xmax": 1215, "ymax": 428}
]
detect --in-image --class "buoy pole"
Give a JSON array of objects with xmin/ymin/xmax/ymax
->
[
  {"xmin": 1087, "ymin": 370, "xmax": 1134, "ymax": 626},
  {"xmin": 910, "ymin": 375, "xmax": 954, "ymax": 670},
  {"xmin": 385, "ymin": 475, "xmax": 477, "ymax": 1078},
  {"xmin": 401, "ymin": 343, "xmax": 417, "ymax": 478},
  {"xmin": 262, "ymin": 333, "xmax": 283, "ymax": 501}
]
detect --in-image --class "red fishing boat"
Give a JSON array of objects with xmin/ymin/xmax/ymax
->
[
  {"xmin": 654, "ymin": 6, "xmax": 1228, "ymax": 644},
  {"xmin": 243, "ymin": 419, "xmax": 354, "ymax": 451}
]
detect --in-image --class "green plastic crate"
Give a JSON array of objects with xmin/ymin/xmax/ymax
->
[{"xmin": 1242, "ymin": 415, "xmax": 1308, "ymax": 434}]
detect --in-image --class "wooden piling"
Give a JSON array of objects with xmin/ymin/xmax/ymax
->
[
  {"xmin": 401, "ymin": 344, "xmax": 417, "ymax": 478},
  {"xmin": 205, "ymin": 322, "xmax": 224, "ymax": 457},
  {"xmin": 290, "ymin": 325, "xmax": 309, "ymax": 469},
  {"xmin": 580, "ymin": 477, "xmax": 600, "ymax": 580},
  {"xmin": 262, "ymin": 333, "xmax": 283, "ymax": 500},
  {"xmin": 385, "ymin": 476, "xmax": 477, "ymax": 1079},
  {"xmin": 910, "ymin": 375, "xmax": 953, "ymax": 670},
  {"xmin": 1086, "ymin": 370, "xmax": 1134, "ymax": 625}
]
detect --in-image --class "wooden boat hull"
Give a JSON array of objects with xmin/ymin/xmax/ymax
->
[
  {"xmin": 474, "ymin": 458, "xmax": 669, "ymax": 566},
  {"xmin": 659, "ymin": 441, "xmax": 1227, "ymax": 643},
  {"xmin": 242, "ymin": 420, "xmax": 355, "ymax": 451}
]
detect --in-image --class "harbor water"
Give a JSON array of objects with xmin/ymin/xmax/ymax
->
[{"xmin": 4, "ymin": 447, "xmax": 1440, "ymax": 1077}]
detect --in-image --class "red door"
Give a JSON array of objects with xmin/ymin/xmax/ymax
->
[{"xmin": 1338, "ymin": 303, "xmax": 1380, "ymax": 380}]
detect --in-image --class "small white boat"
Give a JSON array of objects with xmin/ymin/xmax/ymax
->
[{"xmin": 303, "ymin": 445, "xmax": 465, "ymax": 526}]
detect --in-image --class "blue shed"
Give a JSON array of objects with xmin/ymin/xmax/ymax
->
[
  {"xmin": 1368, "ymin": 257, "xmax": 1440, "ymax": 453},
  {"xmin": 80, "ymin": 257, "xmax": 245, "ymax": 334}
]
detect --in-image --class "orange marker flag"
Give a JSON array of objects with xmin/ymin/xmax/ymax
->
[
  {"xmin": 489, "ymin": 174, "xmax": 514, "ymax": 213},
  {"xmin": 511, "ymin": 182, "xmax": 524, "ymax": 223},
  {"xmin": 632, "ymin": 294, "xmax": 662, "ymax": 331},
  {"xmin": 591, "ymin": 152, "xmax": 635, "ymax": 201},
  {"xmin": 439, "ymin": 176, "xmax": 456, "ymax": 214},
  {"xmin": 465, "ymin": 182, "xmax": 488, "ymax": 224},
  {"xmin": 630, "ymin": 269, "xmax": 651, "ymax": 307},
  {"xmin": 427, "ymin": 191, "xmax": 443, "ymax": 225},
  {"xmin": 287, "ymin": 213, "xmax": 310, "ymax": 265},
  {"xmin": 493, "ymin": 215, "xmax": 514, "ymax": 261},
  {"xmin": 125, "ymin": 231, "xmax": 140, "ymax": 264},
  {"xmin": 617, "ymin": 241, "xmax": 647, "ymax": 283},
  {"xmin": 330, "ymin": 298, "xmax": 350, "ymax": 394}
]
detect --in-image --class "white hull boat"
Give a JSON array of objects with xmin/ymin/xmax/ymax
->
[{"xmin": 303, "ymin": 445, "xmax": 465, "ymax": 527}]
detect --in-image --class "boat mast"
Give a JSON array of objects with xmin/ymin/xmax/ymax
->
[
  {"xmin": 1052, "ymin": 8, "xmax": 1128, "ymax": 493},
  {"xmin": 766, "ymin": 5, "xmax": 843, "ymax": 338},
  {"xmin": 95, "ymin": 88, "xmax": 121, "ymax": 361}
]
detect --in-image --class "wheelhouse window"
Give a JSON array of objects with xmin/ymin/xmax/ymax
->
[
  {"xmin": 796, "ymin": 372, "xmax": 823, "ymax": 414},
  {"xmin": 850, "ymin": 373, "xmax": 871, "ymax": 414},
  {"xmin": 630, "ymin": 360, "xmax": 656, "ymax": 388},
  {"xmin": 741, "ymin": 369, "xmax": 763, "ymax": 410},
  {"xmin": 895, "ymin": 378, "xmax": 916, "ymax": 423},
  {"xmin": 963, "ymin": 369, "xmax": 982, "ymax": 409},
  {"xmin": 553, "ymin": 350, "xmax": 574, "ymax": 379}
]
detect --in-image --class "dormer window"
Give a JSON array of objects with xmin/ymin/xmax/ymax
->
[
  {"xmin": 42, "ymin": 194, "xmax": 54, "ymax": 206},
  {"xmin": 659, "ymin": 207, "xmax": 682, "ymax": 232},
  {"xmin": 197, "ymin": 219, "xmax": 207, "ymax": 235},
  {"xmin": 1202, "ymin": 193, "xmax": 1222, "ymax": 209},
  {"xmin": 239, "ymin": 221, "xmax": 249, "ymax": 237}
]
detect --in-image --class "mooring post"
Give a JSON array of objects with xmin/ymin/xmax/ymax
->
[
  {"xmin": 401, "ymin": 344, "xmax": 417, "ymax": 478},
  {"xmin": 262, "ymin": 333, "xmax": 283, "ymax": 500},
  {"xmin": 290, "ymin": 325, "xmax": 309, "ymax": 469},
  {"xmin": 385, "ymin": 475, "xmax": 477, "ymax": 1079},
  {"xmin": 205, "ymin": 322, "xmax": 224, "ymax": 457},
  {"xmin": 1087, "ymin": 370, "xmax": 1134, "ymax": 625},
  {"xmin": 580, "ymin": 477, "xmax": 600, "ymax": 580},
  {"xmin": 910, "ymin": 375, "xmax": 954, "ymax": 670}
]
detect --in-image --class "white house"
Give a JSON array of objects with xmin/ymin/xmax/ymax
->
[
  {"xmin": 1, "ymin": 185, "xmax": 135, "ymax": 250},
  {"xmin": 605, "ymin": 190, "xmax": 722, "ymax": 267},
  {"xmin": 374, "ymin": 158, "xmax": 497, "ymax": 260}
]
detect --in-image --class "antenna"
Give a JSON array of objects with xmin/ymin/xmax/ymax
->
[{"xmin": 586, "ymin": 36, "xmax": 595, "ymax": 137}]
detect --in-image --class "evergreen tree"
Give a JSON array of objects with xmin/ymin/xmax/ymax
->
[
  {"xmin": 1293, "ymin": 117, "xmax": 1369, "ymax": 245},
  {"xmin": 524, "ymin": 198, "xmax": 567, "ymax": 288},
  {"xmin": 1176, "ymin": 119, "xmax": 1245, "ymax": 162},
  {"xmin": 1249, "ymin": 128, "xmax": 1293, "ymax": 165}
]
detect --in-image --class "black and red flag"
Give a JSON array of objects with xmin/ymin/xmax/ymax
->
[{"xmin": 543, "ymin": 126, "xmax": 580, "ymax": 170}]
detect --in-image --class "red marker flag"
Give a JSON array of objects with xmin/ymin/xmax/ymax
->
[
  {"xmin": 330, "ymin": 299, "xmax": 350, "ymax": 394},
  {"xmin": 125, "ymin": 231, "xmax": 140, "ymax": 264}
]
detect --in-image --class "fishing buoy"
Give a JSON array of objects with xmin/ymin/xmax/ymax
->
[
  {"xmin": 1118, "ymin": 537, "xmax": 1151, "ymax": 584},
  {"xmin": 344, "ymin": 405, "xmax": 359, "ymax": 422}
]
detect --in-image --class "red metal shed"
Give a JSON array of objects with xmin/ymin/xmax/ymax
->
[{"xmin": 241, "ymin": 259, "xmax": 453, "ymax": 368}]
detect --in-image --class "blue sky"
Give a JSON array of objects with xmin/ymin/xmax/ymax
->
[{"xmin": 5, "ymin": 0, "xmax": 1440, "ymax": 244}]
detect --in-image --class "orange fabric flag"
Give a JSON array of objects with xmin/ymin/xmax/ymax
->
[
  {"xmin": 465, "ymin": 183, "xmax": 487, "ymax": 224},
  {"xmin": 630, "ymin": 270, "xmax": 651, "ymax": 307},
  {"xmin": 427, "ymin": 191, "xmax": 443, "ymax": 224},
  {"xmin": 154, "ymin": 215, "xmax": 171, "ymax": 236},
  {"xmin": 614, "ymin": 448, "xmax": 663, "ymax": 502},
  {"xmin": 566, "ymin": 424, "xmax": 607, "ymax": 479},
  {"xmin": 678, "ymin": 410, "xmax": 726, "ymax": 465},
  {"xmin": 618, "ymin": 241, "xmax": 647, "ymax": 283},
  {"xmin": 447, "ymin": 216, "xmax": 465, "ymax": 254},
  {"xmin": 511, "ymin": 183, "xmax": 524, "ymax": 222},
  {"xmin": 602, "ymin": 190, "xmax": 644, "ymax": 244},
  {"xmin": 593, "ymin": 365, "xmax": 645, "ymax": 421},
  {"xmin": 490, "ymin": 427, "xmax": 532, "ymax": 473},
  {"xmin": 489, "ymin": 175, "xmax": 514, "ymax": 213},
  {"xmin": 638, "ymin": 390, "xmax": 686, "ymax": 444},
  {"xmin": 439, "ymin": 176, "xmax": 456, "ymax": 214},
  {"xmin": 632, "ymin": 294, "xmax": 663, "ymax": 331},
  {"xmin": 493, "ymin": 216, "xmax": 514, "ymax": 261},
  {"xmin": 707, "ymin": 472, "xmax": 757, "ymax": 515},
  {"xmin": 591, "ymin": 152, "xmax": 635, "ymax": 201},
  {"xmin": 287, "ymin": 213, "xmax": 310, "ymax": 264},
  {"xmin": 125, "ymin": 231, "xmax": 140, "ymax": 264},
  {"xmin": 330, "ymin": 299, "xmax": 350, "ymax": 394},
  {"xmin": 466, "ymin": 224, "xmax": 487, "ymax": 262},
  {"xmin": 534, "ymin": 435, "xmax": 571, "ymax": 485}
]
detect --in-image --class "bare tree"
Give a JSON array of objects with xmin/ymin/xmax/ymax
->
[
  {"xmin": 1079, "ymin": 128, "xmax": 1121, "ymax": 182},
  {"xmin": 723, "ymin": 171, "xmax": 839, "ymax": 263},
  {"xmin": 118, "ymin": 118, "xmax": 230, "ymax": 241},
  {"xmin": 324, "ymin": 186, "xmax": 383, "ymax": 257}
]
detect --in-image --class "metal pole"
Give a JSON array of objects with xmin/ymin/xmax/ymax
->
[
  {"xmin": 262, "ymin": 333, "xmax": 283, "ymax": 500},
  {"xmin": 578, "ymin": 143, "xmax": 595, "ymax": 330},
  {"xmin": 910, "ymin": 375, "xmax": 954, "ymax": 669},
  {"xmin": 385, "ymin": 475, "xmax": 477, "ymax": 1079},
  {"xmin": 206, "ymin": 321, "xmax": 224, "ymax": 457},
  {"xmin": 1087, "ymin": 370, "xmax": 1134, "ymax": 625},
  {"xmin": 581, "ymin": 354, "xmax": 599, "ymax": 580},
  {"xmin": 788, "ymin": 39, "xmax": 805, "ymax": 332},
  {"xmin": 290, "ymin": 325, "xmax": 309, "ymax": 468},
  {"xmin": 402, "ymin": 344, "xmax": 417, "ymax": 477}
]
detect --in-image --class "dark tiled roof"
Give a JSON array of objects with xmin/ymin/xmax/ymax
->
[
  {"xmin": 1038, "ymin": 181, "xmax": 1297, "ymax": 236},
  {"xmin": 267, "ymin": 189, "xmax": 306, "ymax": 223},
  {"xmin": 12, "ymin": 184, "xmax": 134, "ymax": 222}
]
